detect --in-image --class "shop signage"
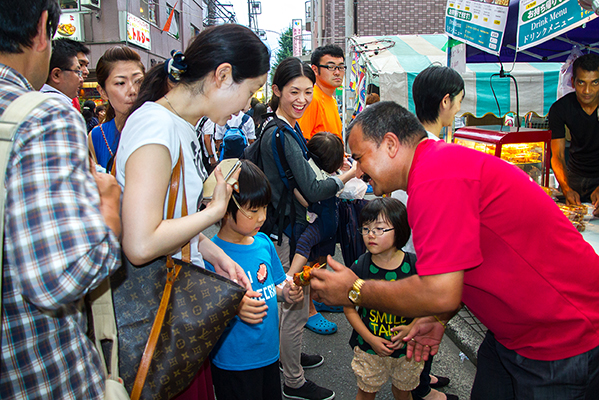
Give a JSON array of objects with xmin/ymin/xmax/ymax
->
[
  {"xmin": 292, "ymin": 19, "xmax": 302, "ymax": 57},
  {"xmin": 127, "ymin": 13, "xmax": 151, "ymax": 50},
  {"xmin": 54, "ymin": 12, "xmax": 84, "ymax": 42},
  {"xmin": 517, "ymin": 0, "xmax": 598, "ymax": 51},
  {"xmin": 445, "ymin": 0, "xmax": 509, "ymax": 56}
]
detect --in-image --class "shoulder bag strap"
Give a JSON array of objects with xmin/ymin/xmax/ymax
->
[
  {"xmin": 0, "ymin": 91, "xmax": 48, "ymax": 313},
  {"xmin": 131, "ymin": 147, "xmax": 188, "ymax": 399}
]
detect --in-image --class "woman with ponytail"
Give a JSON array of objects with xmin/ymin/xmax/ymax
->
[
  {"xmin": 88, "ymin": 46, "xmax": 144, "ymax": 169},
  {"xmin": 115, "ymin": 24, "xmax": 270, "ymax": 399}
]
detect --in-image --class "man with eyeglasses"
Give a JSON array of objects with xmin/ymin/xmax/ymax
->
[
  {"xmin": 299, "ymin": 44, "xmax": 345, "ymax": 141},
  {"xmin": 40, "ymin": 38, "xmax": 83, "ymax": 106}
]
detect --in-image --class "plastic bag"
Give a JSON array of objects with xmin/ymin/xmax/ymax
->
[
  {"xmin": 339, "ymin": 177, "xmax": 368, "ymax": 200},
  {"xmin": 558, "ymin": 46, "xmax": 583, "ymax": 99}
]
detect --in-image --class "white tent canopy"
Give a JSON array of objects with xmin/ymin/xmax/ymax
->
[{"xmin": 349, "ymin": 35, "xmax": 561, "ymax": 117}]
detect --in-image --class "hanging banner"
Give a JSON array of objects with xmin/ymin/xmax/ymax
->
[
  {"xmin": 292, "ymin": 19, "xmax": 302, "ymax": 57},
  {"xmin": 517, "ymin": 0, "xmax": 598, "ymax": 51},
  {"xmin": 127, "ymin": 13, "xmax": 151, "ymax": 50},
  {"xmin": 445, "ymin": 0, "xmax": 509, "ymax": 55}
]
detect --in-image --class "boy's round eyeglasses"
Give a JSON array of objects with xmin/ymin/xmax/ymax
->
[
  {"xmin": 358, "ymin": 227, "xmax": 394, "ymax": 236},
  {"xmin": 231, "ymin": 195, "xmax": 253, "ymax": 219}
]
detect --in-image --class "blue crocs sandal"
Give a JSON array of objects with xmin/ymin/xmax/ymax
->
[
  {"xmin": 313, "ymin": 300, "xmax": 343, "ymax": 313},
  {"xmin": 305, "ymin": 313, "xmax": 337, "ymax": 335}
]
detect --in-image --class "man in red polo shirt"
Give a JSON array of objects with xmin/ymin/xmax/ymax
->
[{"xmin": 311, "ymin": 101, "xmax": 599, "ymax": 399}]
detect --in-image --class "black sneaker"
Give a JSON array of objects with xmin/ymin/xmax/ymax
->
[
  {"xmin": 283, "ymin": 380, "xmax": 335, "ymax": 400},
  {"xmin": 279, "ymin": 353, "xmax": 324, "ymax": 372},
  {"xmin": 301, "ymin": 353, "xmax": 324, "ymax": 369}
]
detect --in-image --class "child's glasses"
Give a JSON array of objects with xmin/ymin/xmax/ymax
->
[
  {"xmin": 358, "ymin": 227, "xmax": 394, "ymax": 236},
  {"xmin": 231, "ymin": 195, "xmax": 253, "ymax": 219}
]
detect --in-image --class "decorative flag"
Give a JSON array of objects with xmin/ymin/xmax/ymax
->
[
  {"xmin": 162, "ymin": 1, "xmax": 178, "ymax": 32},
  {"xmin": 354, "ymin": 66, "xmax": 367, "ymax": 115},
  {"xmin": 349, "ymin": 51, "xmax": 359, "ymax": 92}
]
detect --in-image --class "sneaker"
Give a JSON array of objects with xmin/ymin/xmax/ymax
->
[
  {"xmin": 283, "ymin": 379, "xmax": 335, "ymax": 400},
  {"xmin": 300, "ymin": 353, "xmax": 324, "ymax": 369},
  {"xmin": 279, "ymin": 353, "xmax": 324, "ymax": 372}
]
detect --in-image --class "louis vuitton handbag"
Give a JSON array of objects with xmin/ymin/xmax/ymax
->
[{"xmin": 110, "ymin": 148, "xmax": 246, "ymax": 400}]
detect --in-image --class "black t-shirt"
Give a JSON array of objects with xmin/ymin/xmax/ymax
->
[
  {"xmin": 348, "ymin": 251, "xmax": 417, "ymax": 358},
  {"xmin": 548, "ymin": 92, "xmax": 599, "ymax": 178}
]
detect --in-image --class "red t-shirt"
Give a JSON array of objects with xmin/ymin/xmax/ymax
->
[{"xmin": 407, "ymin": 140, "xmax": 599, "ymax": 361}]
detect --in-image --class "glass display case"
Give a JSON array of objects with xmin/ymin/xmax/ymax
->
[{"xmin": 453, "ymin": 125, "xmax": 551, "ymax": 186}]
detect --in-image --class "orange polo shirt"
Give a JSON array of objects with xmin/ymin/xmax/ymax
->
[{"xmin": 298, "ymin": 84, "xmax": 343, "ymax": 141}]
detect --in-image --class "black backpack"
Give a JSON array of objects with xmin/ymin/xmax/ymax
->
[{"xmin": 241, "ymin": 114, "xmax": 307, "ymax": 252}]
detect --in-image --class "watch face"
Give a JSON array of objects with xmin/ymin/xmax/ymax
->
[{"xmin": 349, "ymin": 290, "xmax": 359, "ymax": 303}]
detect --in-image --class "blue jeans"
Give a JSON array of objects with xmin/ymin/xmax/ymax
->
[
  {"xmin": 471, "ymin": 331, "xmax": 599, "ymax": 400},
  {"xmin": 567, "ymin": 171, "xmax": 599, "ymax": 202}
]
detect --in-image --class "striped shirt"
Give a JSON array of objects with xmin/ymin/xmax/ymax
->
[{"xmin": 0, "ymin": 64, "xmax": 121, "ymax": 399}]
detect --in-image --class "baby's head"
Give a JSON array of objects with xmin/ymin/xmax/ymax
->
[
  {"xmin": 307, "ymin": 132, "xmax": 344, "ymax": 174},
  {"xmin": 359, "ymin": 197, "xmax": 410, "ymax": 250},
  {"xmin": 224, "ymin": 160, "xmax": 271, "ymax": 225}
]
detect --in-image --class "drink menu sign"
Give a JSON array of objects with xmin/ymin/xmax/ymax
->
[
  {"xmin": 127, "ymin": 13, "xmax": 151, "ymax": 50},
  {"xmin": 445, "ymin": 0, "xmax": 509, "ymax": 55},
  {"xmin": 517, "ymin": 0, "xmax": 598, "ymax": 51}
]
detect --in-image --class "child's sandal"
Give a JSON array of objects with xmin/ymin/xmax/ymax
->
[{"xmin": 305, "ymin": 313, "xmax": 337, "ymax": 335}]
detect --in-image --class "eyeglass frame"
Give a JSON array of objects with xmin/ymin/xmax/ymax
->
[
  {"xmin": 61, "ymin": 68, "xmax": 83, "ymax": 77},
  {"xmin": 231, "ymin": 195, "xmax": 267, "ymax": 220},
  {"xmin": 317, "ymin": 64, "xmax": 347, "ymax": 72},
  {"xmin": 358, "ymin": 227, "xmax": 394, "ymax": 236}
]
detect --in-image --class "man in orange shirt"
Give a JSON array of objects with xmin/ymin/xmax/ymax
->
[{"xmin": 299, "ymin": 45, "xmax": 345, "ymax": 141}]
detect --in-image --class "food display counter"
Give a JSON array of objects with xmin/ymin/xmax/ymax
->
[
  {"xmin": 453, "ymin": 126, "xmax": 551, "ymax": 186},
  {"xmin": 582, "ymin": 219, "xmax": 599, "ymax": 254}
]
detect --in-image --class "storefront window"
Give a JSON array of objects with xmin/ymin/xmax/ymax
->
[
  {"xmin": 60, "ymin": 0, "xmax": 79, "ymax": 10},
  {"xmin": 140, "ymin": 0, "xmax": 158, "ymax": 25},
  {"xmin": 165, "ymin": 3, "xmax": 180, "ymax": 39}
]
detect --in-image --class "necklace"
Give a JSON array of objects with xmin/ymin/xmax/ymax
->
[{"xmin": 164, "ymin": 94, "xmax": 183, "ymax": 120}]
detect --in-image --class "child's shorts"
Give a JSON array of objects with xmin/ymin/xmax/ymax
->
[{"xmin": 351, "ymin": 346, "xmax": 424, "ymax": 393}]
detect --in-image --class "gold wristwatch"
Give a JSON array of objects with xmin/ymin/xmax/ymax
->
[{"xmin": 348, "ymin": 279, "xmax": 365, "ymax": 306}]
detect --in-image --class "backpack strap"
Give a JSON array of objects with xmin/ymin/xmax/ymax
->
[
  {"xmin": 196, "ymin": 116, "xmax": 209, "ymax": 137},
  {"xmin": 240, "ymin": 113, "xmax": 251, "ymax": 129},
  {"xmin": 0, "ymin": 92, "xmax": 49, "ymax": 313}
]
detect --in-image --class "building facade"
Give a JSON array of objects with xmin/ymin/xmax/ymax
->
[
  {"xmin": 56, "ymin": 0, "xmax": 207, "ymax": 101},
  {"xmin": 307, "ymin": 0, "xmax": 447, "ymax": 48}
]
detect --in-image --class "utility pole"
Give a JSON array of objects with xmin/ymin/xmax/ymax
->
[{"xmin": 343, "ymin": 0, "xmax": 355, "ymax": 140}]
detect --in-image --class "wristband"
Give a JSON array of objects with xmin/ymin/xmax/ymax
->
[{"xmin": 434, "ymin": 315, "xmax": 447, "ymax": 329}]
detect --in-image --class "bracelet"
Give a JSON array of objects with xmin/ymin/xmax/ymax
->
[
  {"xmin": 434, "ymin": 315, "xmax": 447, "ymax": 329},
  {"xmin": 208, "ymin": 154, "xmax": 215, "ymax": 158}
]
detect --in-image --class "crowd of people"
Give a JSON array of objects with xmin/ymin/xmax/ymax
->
[{"xmin": 2, "ymin": 1, "xmax": 599, "ymax": 400}]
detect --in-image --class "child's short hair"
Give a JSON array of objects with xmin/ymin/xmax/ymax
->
[
  {"xmin": 307, "ymin": 132, "xmax": 344, "ymax": 174},
  {"xmin": 226, "ymin": 160, "xmax": 271, "ymax": 222},
  {"xmin": 359, "ymin": 197, "xmax": 410, "ymax": 250}
]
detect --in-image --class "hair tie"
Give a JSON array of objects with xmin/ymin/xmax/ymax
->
[{"xmin": 164, "ymin": 50, "xmax": 187, "ymax": 82}]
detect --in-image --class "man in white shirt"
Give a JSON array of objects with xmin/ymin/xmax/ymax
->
[{"xmin": 40, "ymin": 38, "xmax": 83, "ymax": 106}]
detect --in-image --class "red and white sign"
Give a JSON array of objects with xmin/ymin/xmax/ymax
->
[{"xmin": 127, "ymin": 13, "xmax": 151, "ymax": 50}]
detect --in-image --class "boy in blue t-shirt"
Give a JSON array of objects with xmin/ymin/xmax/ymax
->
[{"xmin": 207, "ymin": 160, "xmax": 303, "ymax": 400}]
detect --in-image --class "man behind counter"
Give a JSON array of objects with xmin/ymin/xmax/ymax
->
[{"xmin": 549, "ymin": 53, "xmax": 599, "ymax": 215}]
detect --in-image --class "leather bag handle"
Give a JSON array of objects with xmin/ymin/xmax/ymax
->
[{"xmin": 130, "ymin": 146, "xmax": 190, "ymax": 399}]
